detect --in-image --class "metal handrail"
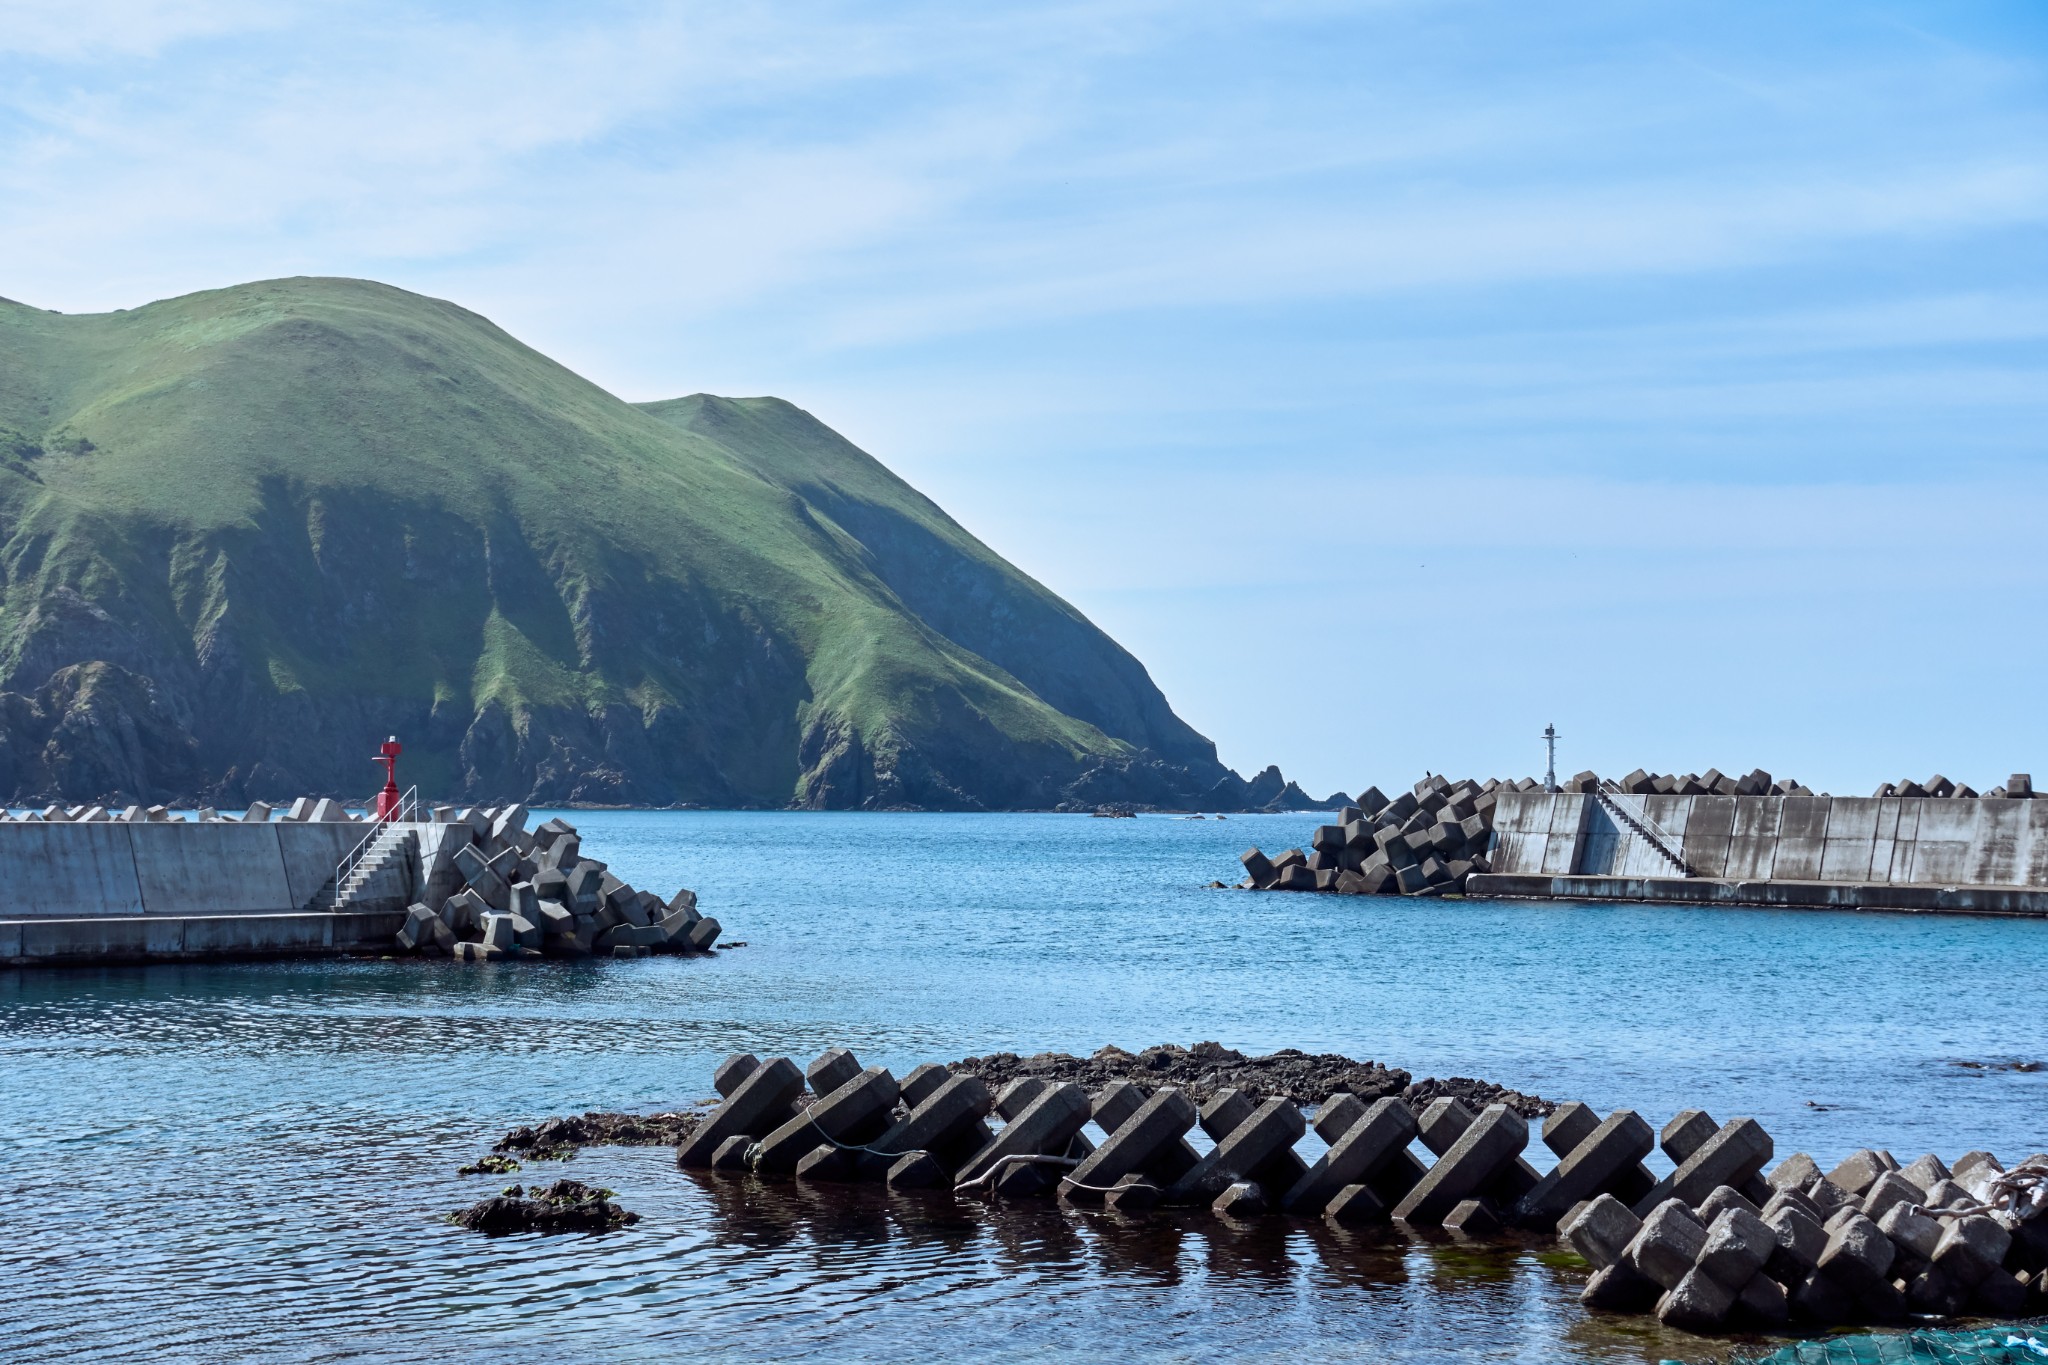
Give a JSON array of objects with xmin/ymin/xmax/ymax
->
[
  {"xmin": 331, "ymin": 785, "xmax": 418, "ymax": 909},
  {"xmin": 1595, "ymin": 789, "xmax": 1692, "ymax": 877}
]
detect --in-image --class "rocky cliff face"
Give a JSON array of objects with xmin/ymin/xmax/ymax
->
[{"xmin": 0, "ymin": 277, "xmax": 1325, "ymax": 811}]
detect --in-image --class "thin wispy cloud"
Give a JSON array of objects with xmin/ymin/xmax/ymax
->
[{"xmin": 0, "ymin": 0, "xmax": 2041, "ymax": 790}]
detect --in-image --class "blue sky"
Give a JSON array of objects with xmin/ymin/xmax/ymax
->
[{"xmin": 2, "ymin": 0, "xmax": 2044, "ymax": 796}]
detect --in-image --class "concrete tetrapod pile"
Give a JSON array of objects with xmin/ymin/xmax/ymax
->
[
  {"xmin": 1234, "ymin": 769, "xmax": 1835, "ymax": 896},
  {"xmin": 1565, "ymin": 1138, "xmax": 2048, "ymax": 1333},
  {"xmin": 390, "ymin": 805, "xmax": 718, "ymax": 961},
  {"xmin": 5, "ymin": 796, "xmax": 366, "ymax": 823},
  {"xmin": 675, "ymin": 1048, "xmax": 2048, "ymax": 1339},
  {"xmin": 1238, "ymin": 774, "xmax": 1512, "ymax": 895}
]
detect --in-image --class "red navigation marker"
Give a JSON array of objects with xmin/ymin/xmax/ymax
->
[{"xmin": 374, "ymin": 736, "xmax": 402, "ymax": 820}]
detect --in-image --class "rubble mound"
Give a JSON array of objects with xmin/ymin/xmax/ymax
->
[
  {"xmin": 494, "ymin": 1109, "xmax": 704, "ymax": 1157},
  {"xmin": 949, "ymin": 1042, "xmax": 1414, "ymax": 1109},
  {"xmin": 1401, "ymin": 1075, "xmax": 1552, "ymax": 1119},
  {"xmin": 451, "ymin": 1179, "xmax": 640, "ymax": 1234}
]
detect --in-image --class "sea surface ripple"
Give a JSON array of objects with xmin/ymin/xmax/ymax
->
[{"xmin": 3, "ymin": 810, "xmax": 2044, "ymax": 1362}]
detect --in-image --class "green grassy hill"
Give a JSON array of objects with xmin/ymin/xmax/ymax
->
[{"xmin": 0, "ymin": 276, "xmax": 1246, "ymax": 809}]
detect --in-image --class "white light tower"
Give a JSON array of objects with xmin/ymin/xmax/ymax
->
[{"xmin": 1542, "ymin": 723, "xmax": 1559, "ymax": 793}]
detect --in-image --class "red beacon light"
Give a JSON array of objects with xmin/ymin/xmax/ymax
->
[{"xmin": 373, "ymin": 736, "xmax": 402, "ymax": 820}]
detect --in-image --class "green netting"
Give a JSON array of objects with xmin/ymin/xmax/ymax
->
[{"xmin": 1722, "ymin": 1327, "xmax": 2048, "ymax": 1365}]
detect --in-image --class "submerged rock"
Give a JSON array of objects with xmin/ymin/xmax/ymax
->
[
  {"xmin": 452, "ymin": 1179, "xmax": 640, "ymax": 1234},
  {"xmin": 494, "ymin": 1109, "xmax": 704, "ymax": 1157}
]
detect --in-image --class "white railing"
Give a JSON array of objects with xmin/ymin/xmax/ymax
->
[{"xmin": 331, "ymin": 786, "xmax": 418, "ymax": 909}]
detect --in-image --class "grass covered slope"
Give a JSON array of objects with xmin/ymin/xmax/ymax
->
[{"xmin": 0, "ymin": 277, "xmax": 1232, "ymax": 808}]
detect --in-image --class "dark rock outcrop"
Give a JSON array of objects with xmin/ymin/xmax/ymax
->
[{"xmin": 451, "ymin": 1179, "xmax": 640, "ymax": 1234}]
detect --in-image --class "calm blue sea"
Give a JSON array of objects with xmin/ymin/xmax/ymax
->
[{"xmin": 3, "ymin": 810, "xmax": 2044, "ymax": 1363}]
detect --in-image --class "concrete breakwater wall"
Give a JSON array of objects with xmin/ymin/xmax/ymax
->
[
  {"xmin": 668, "ymin": 1046, "xmax": 2048, "ymax": 1338},
  {"xmin": 1231, "ymin": 769, "xmax": 2048, "ymax": 915},
  {"xmin": 1474, "ymin": 789, "xmax": 2048, "ymax": 914},
  {"xmin": 0, "ymin": 816, "xmax": 406, "ymax": 964},
  {"xmin": 0, "ymin": 801, "xmax": 714, "ymax": 965}
]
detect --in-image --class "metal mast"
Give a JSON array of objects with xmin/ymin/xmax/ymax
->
[{"xmin": 1542, "ymin": 723, "xmax": 1559, "ymax": 792}]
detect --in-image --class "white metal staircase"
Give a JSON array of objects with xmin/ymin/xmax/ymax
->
[{"xmin": 330, "ymin": 786, "xmax": 420, "ymax": 910}]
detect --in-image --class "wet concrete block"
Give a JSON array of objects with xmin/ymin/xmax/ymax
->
[
  {"xmin": 1969, "ymin": 1267, "xmax": 2029, "ymax": 1316},
  {"xmin": 885, "ymin": 1150, "xmax": 943, "ymax": 1190},
  {"xmin": 1393, "ymin": 1103, "xmax": 1530, "ymax": 1226},
  {"xmin": 1791, "ymin": 1267, "xmax": 1858, "ymax": 1323},
  {"xmin": 808, "ymin": 1047, "xmax": 863, "ymax": 1097},
  {"xmin": 1444, "ymin": 1199, "xmax": 1501, "ymax": 1238},
  {"xmin": 1282, "ymin": 1096, "xmax": 1417, "ymax": 1215},
  {"xmin": 1826, "ymin": 1149, "xmax": 1889, "ymax": 1197},
  {"xmin": 395, "ymin": 903, "xmax": 436, "ymax": 951},
  {"xmin": 1877, "ymin": 1203, "xmax": 1941, "ymax": 1261},
  {"xmin": 859, "ymin": 1075, "xmax": 996, "ymax": 1179},
  {"xmin": 1199, "ymin": 1089, "xmax": 1308, "ymax": 1193},
  {"xmin": 1068, "ymin": 1087, "xmax": 1199, "ymax": 1195},
  {"xmin": 795, "ymin": 1144, "xmax": 851, "ymax": 1181},
  {"xmin": 1860, "ymin": 1171, "xmax": 1923, "ymax": 1223},
  {"xmin": 1657, "ymin": 1264, "xmax": 1736, "ymax": 1331},
  {"xmin": 685, "ymin": 917, "xmax": 721, "ymax": 951},
  {"xmin": 1951, "ymin": 1150, "xmax": 2001, "ymax": 1180},
  {"xmin": 1626, "ymin": 1199, "xmax": 1708, "ymax": 1291},
  {"xmin": 1768, "ymin": 1152, "xmax": 1821, "ymax": 1192},
  {"xmin": 754, "ymin": 1066, "xmax": 901, "ymax": 1173},
  {"xmin": 1212, "ymin": 1181, "xmax": 1267, "ymax": 1218},
  {"xmin": 1311, "ymin": 825, "xmax": 1345, "ymax": 853},
  {"xmin": 1312, "ymin": 1093, "xmax": 1369, "ymax": 1142},
  {"xmin": 1896, "ymin": 1153, "xmax": 1949, "ymax": 1193},
  {"xmin": 1933, "ymin": 1214, "xmax": 2011, "ymax": 1286},
  {"xmin": 1518, "ymin": 1109, "xmax": 1654, "ymax": 1230},
  {"xmin": 1169, "ymin": 1098, "xmax": 1308, "ymax": 1205},
  {"xmin": 899, "ymin": 1064, "xmax": 953, "ymax": 1109},
  {"xmin": 1563, "ymin": 1194, "xmax": 1643, "ymax": 1271},
  {"xmin": 654, "ymin": 910, "xmax": 697, "ymax": 948},
  {"xmin": 1804, "ymin": 1176, "xmax": 1853, "ymax": 1214},
  {"xmin": 565, "ymin": 863, "xmax": 605, "ymax": 914},
  {"xmin": 1085, "ymin": 1175, "xmax": 1156, "ymax": 1213},
  {"xmin": 959, "ymin": 1082, "xmax": 1092, "ymax": 1186},
  {"xmin": 1274, "ymin": 865, "xmax": 1317, "ymax": 891},
  {"xmin": 1633, "ymin": 1118, "xmax": 1773, "ymax": 1217},
  {"xmin": 1240, "ymin": 849, "xmax": 1276, "ymax": 888},
  {"xmin": 1420, "ymin": 1098, "xmax": 1540, "ymax": 1209},
  {"xmin": 480, "ymin": 913, "xmax": 518, "ymax": 952},
  {"xmin": 1581, "ymin": 1259, "xmax": 1660, "ymax": 1311},
  {"xmin": 1818, "ymin": 1212, "xmax": 1895, "ymax": 1292},
  {"xmin": 993, "ymin": 1077, "xmax": 1054, "ymax": 1121},
  {"xmin": 1698, "ymin": 1186, "xmax": 1763, "ymax": 1225},
  {"xmin": 1661, "ymin": 1110, "xmax": 1718, "ymax": 1163},
  {"xmin": 1323, "ymin": 1182, "xmax": 1387, "ymax": 1225},
  {"xmin": 678, "ymin": 1056, "xmax": 806, "ymax": 1167},
  {"xmin": 1733, "ymin": 1271, "xmax": 1791, "ymax": 1327},
  {"xmin": 713, "ymin": 1053, "xmax": 759, "ymax": 1097},
  {"xmin": 1698, "ymin": 1207, "xmax": 1775, "ymax": 1290},
  {"xmin": 1542, "ymin": 1101, "xmax": 1598, "ymax": 1156},
  {"xmin": 1904, "ymin": 1264, "xmax": 1970, "ymax": 1316},
  {"xmin": 710, "ymin": 1135, "xmax": 753, "ymax": 1171},
  {"xmin": 1762, "ymin": 1187, "xmax": 1822, "ymax": 1223}
]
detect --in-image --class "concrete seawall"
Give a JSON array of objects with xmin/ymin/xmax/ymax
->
[
  {"xmin": 2, "ymin": 819, "xmax": 413, "ymax": 966},
  {"xmin": 1473, "ymin": 791, "xmax": 2048, "ymax": 914}
]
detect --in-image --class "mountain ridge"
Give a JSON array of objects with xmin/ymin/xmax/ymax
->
[{"xmin": 0, "ymin": 276, "xmax": 1328, "ymax": 810}]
